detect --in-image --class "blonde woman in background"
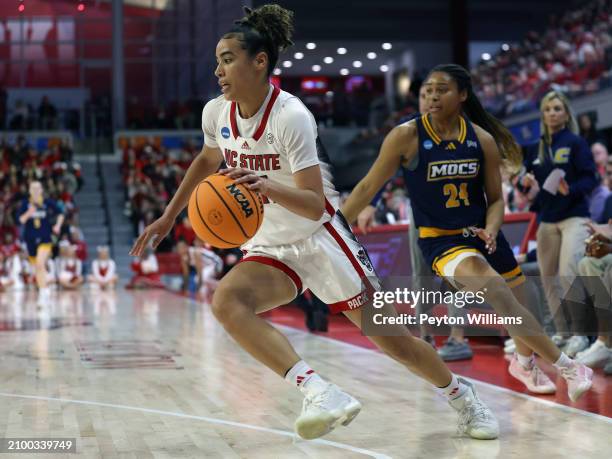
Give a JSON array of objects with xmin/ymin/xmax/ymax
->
[{"xmin": 520, "ymin": 91, "xmax": 598, "ymax": 357}]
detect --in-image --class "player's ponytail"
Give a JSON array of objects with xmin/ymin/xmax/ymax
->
[
  {"xmin": 224, "ymin": 4, "xmax": 294, "ymax": 76},
  {"xmin": 429, "ymin": 64, "xmax": 522, "ymax": 173}
]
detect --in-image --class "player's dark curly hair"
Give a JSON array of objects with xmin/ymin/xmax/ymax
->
[
  {"xmin": 429, "ymin": 64, "xmax": 522, "ymax": 173},
  {"xmin": 224, "ymin": 4, "xmax": 294, "ymax": 76}
]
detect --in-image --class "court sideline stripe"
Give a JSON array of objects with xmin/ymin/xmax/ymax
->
[{"xmin": 0, "ymin": 392, "xmax": 391, "ymax": 459}]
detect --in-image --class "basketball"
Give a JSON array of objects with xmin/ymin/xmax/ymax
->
[{"xmin": 187, "ymin": 173, "xmax": 264, "ymax": 248}]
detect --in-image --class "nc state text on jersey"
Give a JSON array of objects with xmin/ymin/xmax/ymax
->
[{"xmin": 224, "ymin": 149, "xmax": 281, "ymax": 171}]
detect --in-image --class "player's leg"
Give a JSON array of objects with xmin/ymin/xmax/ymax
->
[
  {"xmin": 507, "ymin": 280, "xmax": 558, "ymax": 394},
  {"xmin": 211, "ymin": 260, "xmax": 300, "ymax": 374},
  {"xmin": 559, "ymin": 217, "xmax": 591, "ymax": 357},
  {"xmin": 211, "ymin": 259, "xmax": 361, "ymax": 439},
  {"xmin": 453, "ymin": 255, "xmax": 593, "ymax": 401},
  {"xmin": 343, "ymin": 305, "xmax": 498, "ymax": 439},
  {"xmin": 536, "ymin": 221, "xmax": 569, "ymax": 342},
  {"xmin": 34, "ymin": 244, "xmax": 51, "ymax": 289}
]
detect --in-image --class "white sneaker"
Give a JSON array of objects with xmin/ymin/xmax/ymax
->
[
  {"xmin": 449, "ymin": 378, "xmax": 499, "ymax": 440},
  {"xmin": 37, "ymin": 287, "xmax": 51, "ymax": 307},
  {"xmin": 565, "ymin": 336, "xmax": 590, "ymax": 358},
  {"xmin": 551, "ymin": 334, "xmax": 568, "ymax": 347},
  {"xmin": 504, "ymin": 338, "xmax": 516, "ymax": 354},
  {"xmin": 576, "ymin": 340, "xmax": 612, "ymax": 368},
  {"xmin": 294, "ymin": 384, "xmax": 361, "ymax": 439}
]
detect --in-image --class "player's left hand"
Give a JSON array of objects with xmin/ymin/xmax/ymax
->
[
  {"xmin": 220, "ymin": 168, "xmax": 270, "ymax": 195},
  {"xmin": 52, "ymin": 223, "xmax": 62, "ymax": 235},
  {"xmin": 558, "ymin": 177, "xmax": 569, "ymax": 196},
  {"xmin": 472, "ymin": 227, "xmax": 497, "ymax": 254}
]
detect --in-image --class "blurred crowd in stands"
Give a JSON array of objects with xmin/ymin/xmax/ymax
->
[
  {"xmin": 473, "ymin": 0, "xmax": 612, "ymax": 117},
  {"xmin": 0, "ymin": 136, "xmax": 92, "ymax": 292}
]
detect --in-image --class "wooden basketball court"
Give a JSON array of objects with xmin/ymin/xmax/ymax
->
[{"xmin": 0, "ymin": 289, "xmax": 610, "ymax": 458}]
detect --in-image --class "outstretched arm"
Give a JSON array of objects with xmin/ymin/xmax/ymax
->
[
  {"xmin": 130, "ymin": 145, "xmax": 223, "ymax": 256},
  {"xmin": 341, "ymin": 123, "xmax": 417, "ymax": 224}
]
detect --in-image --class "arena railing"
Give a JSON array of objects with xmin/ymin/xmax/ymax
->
[{"xmin": 0, "ymin": 130, "xmax": 74, "ymax": 149}]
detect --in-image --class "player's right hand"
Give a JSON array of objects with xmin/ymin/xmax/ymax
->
[
  {"xmin": 130, "ymin": 214, "xmax": 174, "ymax": 257},
  {"xmin": 357, "ymin": 205, "xmax": 377, "ymax": 234}
]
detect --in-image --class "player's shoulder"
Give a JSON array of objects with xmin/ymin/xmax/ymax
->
[
  {"xmin": 272, "ymin": 89, "xmax": 315, "ymax": 132},
  {"xmin": 389, "ymin": 118, "xmax": 418, "ymax": 144},
  {"xmin": 203, "ymin": 94, "xmax": 227, "ymax": 113},
  {"xmin": 275, "ymin": 90, "xmax": 311, "ymax": 118}
]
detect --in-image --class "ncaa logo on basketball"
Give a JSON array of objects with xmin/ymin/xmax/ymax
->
[
  {"xmin": 467, "ymin": 140, "xmax": 478, "ymax": 148},
  {"xmin": 221, "ymin": 127, "xmax": 230, "ymax": 139},
  {"xmin": 428, "ymin": 159, "xmax": 479, "ymax": 181},
  {"xmin": 226, "ymin": 183, "xmax": 253, "ymax": 218},
  {"xmin": 423, "ymin": 140, "xmax": 433, "ymax": 150},
  {"xmin": 266, "ymin": 133, "xmax": 275, "ymax": 144}
]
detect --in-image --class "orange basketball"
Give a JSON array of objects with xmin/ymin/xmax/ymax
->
[{"xmin": 187, "ymin": 173, "xmax": 264, "ymax": 248}]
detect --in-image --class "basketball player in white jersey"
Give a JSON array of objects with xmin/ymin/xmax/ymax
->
[{"xmin": 131, "ymin": 4, "xmax": 498, "ymax": 441}]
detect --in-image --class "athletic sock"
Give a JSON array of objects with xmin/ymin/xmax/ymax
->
[
  {"xmin": 553, "ymin": 352, "xmax": 573, "ymax": 370},
  {"xmin": 435, "ymin": 373, "xmax": 467, "ymax": 401},
  {"xmin": 516, "ymin": 352, "xmax": 535, "ymax": 369},
  {"xmin": 285, "ymin": 360, "xmax": 328, "ymax": 395}
]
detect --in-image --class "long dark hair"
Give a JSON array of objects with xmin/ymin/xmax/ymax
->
[
  {"xmin": 224, "ymin": 5, "xmax": 294, "ymax": 76},
  {"xmin": 429, "ymin": 64, "xmax": 522, "ymax": 172}
]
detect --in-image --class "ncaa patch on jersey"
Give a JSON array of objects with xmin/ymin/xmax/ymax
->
[
  {"xmin": 423, "ymin": 140, "xmax": 433, "ymax": 150},
  {"xmin": 221, "ymin": 127, "xmax": 230, "ymax": 139}
]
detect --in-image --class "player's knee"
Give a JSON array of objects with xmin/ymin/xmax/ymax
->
[{"xmin": 211, "ymin": 287, "xmax": 253, "ymax": 326}]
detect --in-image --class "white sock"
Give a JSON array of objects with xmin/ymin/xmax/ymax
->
[
  {"xmin": 553, "ymin": 352, "xmax": 573, "ymax": 370},
  {"xmin": 285, "ymin": 360, "xmax": 327, "ymax": 395},
  {"xmin": 435, "ymin": 374, "xmax": 467, "ymax": 401},
  {"xmin": 516, "ymin": 352, "xmax": 535, "ymax": 369}
]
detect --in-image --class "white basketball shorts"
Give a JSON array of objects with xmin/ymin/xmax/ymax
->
[{"xmin": 240, "ymin": 209, "xmax": 380, "ymax": 314}]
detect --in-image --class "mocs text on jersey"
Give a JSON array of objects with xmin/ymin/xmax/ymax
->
[{"xmin": 427, "ymin": 159, "xmax": 480, "ymax": 181}]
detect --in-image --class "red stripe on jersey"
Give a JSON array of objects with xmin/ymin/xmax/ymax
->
[
  {"xmin": 328, "ymin": 289, "xmax": 370, "ymax": 314},
  {"xmin": 323, "ymin": 222, "xmax": 367, "ymax": 281},
  {"xmin": 325, "ymin": 199, "xmax": 335, "ymax": 217},
  {"xmin": 229, "ymin": 86, "xmax": 281, "ymax": 141},
  {"xmin": 253, "ymin": 86, "xmax": 280, "ymax": 141},
  {"xmin": 239, "ymin": 255, "xmax": 302, "ymax": 293},
  {"xmin": 230, "ymin": 102, "xmax": 239, "ymax": 139}
]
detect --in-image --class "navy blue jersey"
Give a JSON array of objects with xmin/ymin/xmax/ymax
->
[
  {"xmin": 523, "ymin": 128, "xmax": 597, "ymax": 223},
  {"xmin": 404, "ymin": 114, "xmax": 487, "ymax": 232},
  {"xmin": 18, "ymin": 198, "xmax": 62, "ymax": 242}
]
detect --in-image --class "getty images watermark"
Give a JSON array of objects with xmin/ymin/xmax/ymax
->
[{"xmin": 359, "ymin": 275, "xmax": 612, "ymax": 337}]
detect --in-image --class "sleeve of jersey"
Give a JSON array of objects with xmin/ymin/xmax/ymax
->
[
  {"xmin": 568, "ymin": 137, "xmax": 598, "ymax": 197},
  {"xmin": 278, "ymin": 103, "xmax": 320, "ymax": 174},
  {"xmin": 202, "ymin": 98, "xmax": 221, "ymax": 149}
]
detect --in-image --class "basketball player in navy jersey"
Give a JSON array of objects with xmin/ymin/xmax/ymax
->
[
  {"xmin": 342, "ymin": 64, "xmax": 593, "ymax": 400},
  {"xmin": 18, "ymin": 180, "xmax": 64, "ymax": 305},
  {"xmin": 132, "ymin": 6, "xmax": 499, "ymax": 441}
]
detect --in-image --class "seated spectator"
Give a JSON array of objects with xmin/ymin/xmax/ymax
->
[
  {"xmin": 174, "ymin": 215, "xmax": 196, "ymax": 246},
  {"xmin": 175, "ymin": 239, "xmax": 191, "ymax": 292},
  {"xmin": 57, "ymin": 244, "xmax": 84, "ymax": 290},
  {"xmin": 579, "ymin": 113, "xmax": 607, "ymax": 147},
  {"xmin": 576, "ymin": 223, "xmax": 612, "ymax": 370},
  {"xmin": 592, "ymin": 142, "xmax": 609, "ymax": 177},
  {"xmin": 46, "ymin": 256, "xmax": 57, "ymax": 289},
  {"xmin": 0, "ymin": 251, "xmax": 14, "ymax": 291},
  {"xmin": 88, "ymin": 246, "xmax": 118, "ymax": 290},
  {"xmin": 70, "ymin": 227, "xmax": 88, "ymax": 274},
  {"xmin": 127, "ymin": 248, "xmax": 164, "ymax": 289},
  {"xmin": 190, "ymin": 239, "xmax": 223, "ymax": 298}
]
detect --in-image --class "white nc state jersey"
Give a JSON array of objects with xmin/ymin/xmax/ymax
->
[{"xmin": 202, "ymin": 85, "xmax": 339, "ymax": 248}]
